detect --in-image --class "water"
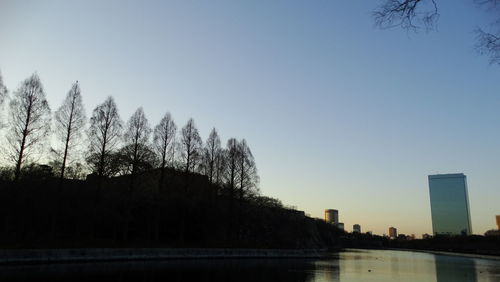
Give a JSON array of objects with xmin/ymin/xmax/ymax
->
[
  {"xmin": 315, "ymin": 249, "xmax": 500, "ymax": 281},
  {"xmin": 1, "ymin": 249, "xmax": 500, "ymax": 281}
]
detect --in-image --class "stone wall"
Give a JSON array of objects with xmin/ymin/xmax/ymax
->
[{"xmin": 0, "ymin": 248, "xmax": 326, "ymax": 264}]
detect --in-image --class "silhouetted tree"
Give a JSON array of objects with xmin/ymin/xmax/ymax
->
[
  {"xmin": 153, "ymin": 112, "xmax": 177, "ymax": 191},
  {"xmin": 115, "ymin": 144, "xmax": 157, "ymax": 176},
  {"xmin": 6, "ymin": 73, "xmax": 51, "ymax": 182},
  {"xmin": 237, "ymin": 139, "xmax": 259, "ymax": 201},
  {"xmin": 225, "ymin": 138, "xmax": 239, "ymax": 197},
  {"xmin": 373, "ymin": 0, "xmax": 500, "ymax": 65},
  {"xmin": 122, "ymin": 107, "xmax": 153, "ymax": 189},
  {"xmin": 223, "ymin": 138, "xmax": 244, "ymax": 241},
  {"xmin": 0, "ymin": 71, "xmax": 7, "ymax": 130},
  {"xmin": 87, "ymin": 96, "xmax": 123, "ymax": 177},
  {"xmin": 476, "ymin": 22, "xmax": 500, "ymax": 65},
  {"xmin": 49, "ymin": 159, "xmax": 87, "ymax": 180},
  {"xmin": 64, "ymin": 162, "xmax": 86, "ymax": 179},
  {"xmin": 180, "ymin": 118, "xmax": 202, "ymax": 174},
  {"xmin": 202, "ymin": 128, "xmax": 222, "ymax": 184},
  {"xmin": 373, "ymin": 0, "xmax": 439, "ymax": 31},
  {"xmin": 0, "ymin": 70, "xmax": 7, "ymax": 112},
  {"xmin": 54, "ymin": 81, "xmax": 86, "ymax": 183},
  {"xmin": 214, "ymin": 148, "xmax": 227, "ymax": 186}
]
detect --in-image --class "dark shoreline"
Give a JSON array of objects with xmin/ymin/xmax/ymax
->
[
  {"xmin": 4, "ymin": 246, "xmax": 500, "ymax": 266},
  {"xmin": 350, "ymin": 247, "xmax": 500, "ymax": 260},
  {"xmin": 0, "ymin": 248, "xmax": 327, "ymax": 265},
  {"xmin": 393, "ymin": 248, "xmax": 500, "ymax": 260}
]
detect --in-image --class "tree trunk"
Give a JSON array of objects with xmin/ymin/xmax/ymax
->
[{"xmin": 14, "ymin": 109, "xmax": 31, "ymax": 182}]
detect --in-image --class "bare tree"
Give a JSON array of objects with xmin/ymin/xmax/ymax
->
[
  {"xmin": 373, "ymin": 0, "xmax": 439, "ymax": 31},
  {"xmin": 373, "ymin": 0, "xmax": 500, "ymax": 65},
  {"xmin": 0, "ymin": 71, "xmax": 7, "ymax": 129},
  {"xmin": 153, "ymin": 112, "xmax": 177, "ymax": 191},
  {"xmin": 0, "ymin": 70, "xmax": 7, "ymax": 111},
  {"xmin": 236, "ymin": 139, "xmax": 259, "ymax": 201},
  {"xmin": 224, "ymin": 138, "xmax": 239, "ymax": 197},
  {"xmin": 122, "ymin": 107, "xmax": 153, "ymax": 189},
  {"xmin": 87, "ymin": 96, "xmax": 123, "ymax": 178},
  {"xmin": 6, "ymin": 73, "xmax": 51, "ymax": 182},
  {"xmin": 476, "ymin": 24, "xmax": 500, "ymax": 65},
  {"xmin": 179, "ymin": 118, "xmax": 202, "ymax": 174},
  {"xmin": 202, "ymin": 128, "xmax": 222, "ymax": 184},
  {"xmin": 54, "ymin": 81, "xmax": 86, "ymax": 182},
  {"xmin": 214, "ymin": 148, "xmax": 227, "ymax": 186}
]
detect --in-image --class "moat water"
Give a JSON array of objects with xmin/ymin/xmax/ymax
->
[{"xmin": 1, "ymin": 249, "xmax": 499, "ymax": 281}]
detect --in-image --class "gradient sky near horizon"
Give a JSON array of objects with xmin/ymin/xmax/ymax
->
[{"xmin": 1, "ymin": 0, "xmax": 499, "ymax": 236}]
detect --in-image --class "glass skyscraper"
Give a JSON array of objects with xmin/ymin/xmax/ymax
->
[{"xmin": 428, "ymin": 173, "xmax": 472, "ymax": 236}]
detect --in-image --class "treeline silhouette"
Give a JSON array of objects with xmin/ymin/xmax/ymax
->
[
  {"xmin": 0, "ymin": 72, "xmax": 343, "ymax": 248},
  {"xmin": 338, "ymin": 232, "xmax": 500, "ymax": 256},
  {"xmin": 389, "ymin": 235, "xmax": 500, "ymax": 256}
]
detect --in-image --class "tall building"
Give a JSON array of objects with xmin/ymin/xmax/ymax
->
[
  {"xmin": 428, "ymin": 173, "xmax": 472, "ymax": 235},
  {"xmin": 389, "ymin": 227, "xmax": 397, "ymax": 239},
  {"xmin": 324, "ymin": 209, "xmax": 339, "ymax": 225},
  {"xmin": 353, "ymin": 224, "xmax": 361, "ymax": 233},
  {"xmin": 496, "ymin": 215, "xmax": 500, "ymax": 230}
]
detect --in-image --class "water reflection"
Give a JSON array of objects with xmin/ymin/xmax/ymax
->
[
  {"xmin": 435, "ymin": 255, "xmax": 477, "ymax": 282},
  {"xmin": 311, "ymin": 254, "xmax": 340, "ymax": 282},
  {"xmin": 0, "ymin": 259, "xmax": 316, "ymax": 282},
  {"xmin": 389, "ymin": 251, "xmax": 400, "ymax": 277},
  {"xmin": 1, "ymin": 249, "xmax": 500, "ymax": 282},
  {"xmin": 335, "ymin": 249, "xmax": 440, "ymax": 281},
  {"xmin": 320, "ymin": 249, "xmax": 500, "ymax": 282}
]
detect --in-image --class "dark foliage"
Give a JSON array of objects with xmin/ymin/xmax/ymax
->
[
  {"xmin": 0, "ymin": 168, "xmax": 342, "ymax": 249},
  {"xmin": 339, "ymin": 232, "xmax": 500, "ymax": 255},
  {"xmin": 389, "ymin": 234, "xmax": 500, "ymax": 255}
]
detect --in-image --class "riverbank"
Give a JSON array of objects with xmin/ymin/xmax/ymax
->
[
  {"xmin": 410, "ymin": 249, "xmax": 500, "ymax": 261},
  {"xmin": 383, "ymin": 248, "xmax": 500, "ymax": 261},
  {"xmin": 0, "ymin": 248, "xmax": 327, "ymax": 265}
]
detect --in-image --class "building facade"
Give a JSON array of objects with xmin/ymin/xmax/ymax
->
[
  {"xmin": 496, "ymin": 215, "xmax": 500, "ymax": 230},
  {"xmin": 389, "ymin": 227, "xmax": 397, "ymax": 239},
  {"xmin": 337, "ymin": 223, "xmax": 344, "ymax": 230},
  {"xmin": 353, "ymin": 224, "xmax": 361, "ymax": 233},
  {"xmin": 324, "ymin": 209, "xmax": 339, "ymax": 225},
  {"xmin": 428, "ymin": 173, "xmax": 472, "ymax": 236}
]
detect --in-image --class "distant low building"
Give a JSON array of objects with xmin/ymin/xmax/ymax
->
[
  {"xmin": 496, "ymin": 215, "xmax": 500, "ymax": 230},
  {"xmin": 389, "ymin": 227, "xmax": 397, "ymax": 239},
  {"xmin": 353, "ymin": 224, "xmax": 361, "ymax": 233},
  {"xmin": 324, "ymin": 209, "xmax": 339, "ymax": 225},
  {"xmin": 337, "ymin": 222, "xmax": 344, "ymax": 230}
]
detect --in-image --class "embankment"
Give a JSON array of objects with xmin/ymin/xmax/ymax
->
[{"xmin": 0, "ymin": 248, "xmax": 326, "ymax": 264}]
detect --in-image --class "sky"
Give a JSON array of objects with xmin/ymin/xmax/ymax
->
[{"xmin": 1, "ymin": 0, "xmax": 499, "ymax": 237}]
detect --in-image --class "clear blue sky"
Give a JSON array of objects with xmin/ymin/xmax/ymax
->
[{"xmin": 1, "ymin": 0, "xmax": 499, "ymax": 236}]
